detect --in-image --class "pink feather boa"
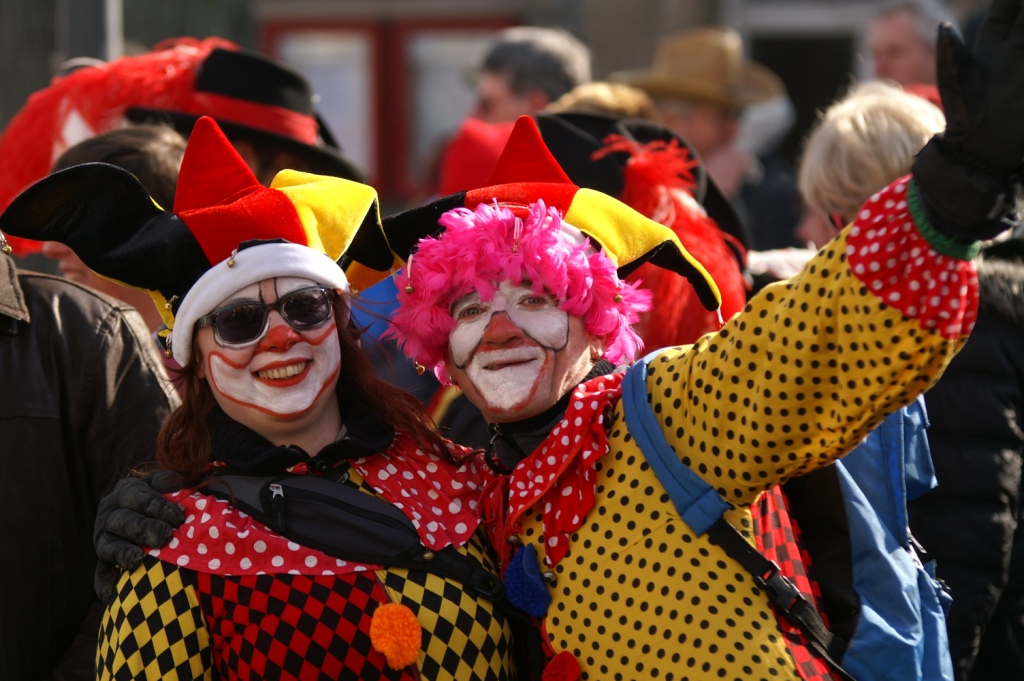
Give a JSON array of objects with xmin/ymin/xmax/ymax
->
[{"xmin": 386, "ymin": 200, "xmax": 652, "ymax": 383}]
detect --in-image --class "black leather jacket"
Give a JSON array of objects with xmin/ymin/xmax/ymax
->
[{"xmin": 0, "ymin": 253, "xmax": 179, "ymax": 681}]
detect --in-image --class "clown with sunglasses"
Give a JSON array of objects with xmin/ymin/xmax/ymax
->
[{"xmin": 0, "ymin": 117, "xmax": 519, "ymax": 681}]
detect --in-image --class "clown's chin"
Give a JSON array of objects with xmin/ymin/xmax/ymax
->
[{"xmin": 468, "ymin": 357, "xmax": 546, "ymax": 414}]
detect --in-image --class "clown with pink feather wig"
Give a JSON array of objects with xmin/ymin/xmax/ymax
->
[{"xmin": 379, "ymin": 111, "xmax": 990, "ymax": 680}]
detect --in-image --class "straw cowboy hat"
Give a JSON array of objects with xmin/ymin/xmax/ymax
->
[{"xmin": 610, "ymin": 27, "xmax": 783, "ymax": 108}]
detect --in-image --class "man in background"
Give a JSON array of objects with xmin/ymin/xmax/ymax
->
[
  {"xmin": 471, "ymin": 26, "xmax": 591, "ymax": 123},
  {"xmin": 0, "ymin": 231, "xmax": 178, "ymax": 680},
  {"xmin": 611, "ymin": 26, "xmax": 800, "ymax": 250},
  {"xmin": 869, "ymin": 0, "xmax": 958, "ymax": 86}
]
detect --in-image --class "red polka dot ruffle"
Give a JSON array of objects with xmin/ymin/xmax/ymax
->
[
  {"xmin": 485, "ymin": 373, "xmax": 624, "ymax": 567},
  {"xmin": 149, "ymin": 491, "xmax": 377, "ymax": 576},
  {"xmin": 149, "ymin": 435, "xmax": 489, "ymax": 576},
  {"xmin": 846, "ymin": 176, "xmax": 978, "ymax": 339},
  {"xmin": 354, "ymin": 434, "xmax": 486, "ymax": 550}
]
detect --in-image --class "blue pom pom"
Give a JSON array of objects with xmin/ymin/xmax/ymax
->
[{"xmin": 503, "ymin": 543, "xmax": 552, "ymax": 618}]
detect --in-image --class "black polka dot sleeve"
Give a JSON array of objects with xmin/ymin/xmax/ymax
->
[{"xmin": 646, "ymin": 177, "xmax": 980, "ymax": 506}]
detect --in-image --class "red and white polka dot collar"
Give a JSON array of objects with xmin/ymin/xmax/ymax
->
[{"xmin": 148, "ymin": 434, "xmax": 490, "ymax": 576}]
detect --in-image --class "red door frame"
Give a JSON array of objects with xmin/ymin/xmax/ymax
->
[{"xmin": 261, "ymin": 17, "xmax": 515, "ymax": 202}]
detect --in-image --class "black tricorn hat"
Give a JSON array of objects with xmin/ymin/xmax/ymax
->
[
  {"xmin": 126, "ymin": 47, "xmax": 364, "ymax": 183},
  {"xmin": 535, "ymin": 110, "xmax": 748, "ymax": 260}
]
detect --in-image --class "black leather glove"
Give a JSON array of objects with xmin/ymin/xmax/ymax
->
[
  {"xmin": 912, "ymin": 0, "xmax": 1024, "ymax": 242},
  {"xmin": 93, "ymin": 470, "xmax": 186, "ymax": 603}
]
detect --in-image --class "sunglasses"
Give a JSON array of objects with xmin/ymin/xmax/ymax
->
[{"xmin": 197, "ymin": 286, "xmax": 337, "ymax": 345}]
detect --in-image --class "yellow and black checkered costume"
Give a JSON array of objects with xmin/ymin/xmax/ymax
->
[{"xmin": 97, "ymin": 467, "xmax": 516, "ymax": 681}]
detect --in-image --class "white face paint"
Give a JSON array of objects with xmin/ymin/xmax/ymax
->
[
  {"xmin": 448, "ymin": 281, "xmax": 587, "ymax": 418},
  {"xmin": 198, "ymin": 277, "xmax": 342, "ymax": 421},
  {"xmin": 449, "ymin": 281, "xmax": 569, "ymax": 367},
  {"xmin": 207, "ymin": 330, "xmax": 341, "ymax": 418},
  {"xmin": 465, "ymin": 345, "xmax": 548, "ymax": 411}
]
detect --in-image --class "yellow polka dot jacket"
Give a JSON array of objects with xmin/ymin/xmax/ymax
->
[{"xmin": 487, "ymin": 178, "xmax": 980, "ymax": 681}]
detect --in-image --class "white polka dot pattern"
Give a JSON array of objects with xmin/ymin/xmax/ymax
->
[
  {"xmin": 847, "ymin": 177, "xmax": 979, "ymax": 338},
  {"xmin": 147, "ymin": 491, "xmax": 374, "ymax": 576},
  {"xmin": 353, "ymin": 433, "xmax": 486, "ymax": 550}
]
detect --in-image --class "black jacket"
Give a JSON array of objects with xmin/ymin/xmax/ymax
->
[
  {"xmin": 0, "ymin": 254, "xmax": 179, "ymax": 681},
  {"xmin": 908, "ymin": 242, "xmax": 1024, "ymax": 681}
]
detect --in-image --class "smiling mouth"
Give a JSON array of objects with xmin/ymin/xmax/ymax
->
[
  {"xmin": 484, "ymin": 357, "xmax": 537, "ymax": 371},
  {"xmin": 256, "ymin": 361, "xmax": 309, "ymax": 380}
]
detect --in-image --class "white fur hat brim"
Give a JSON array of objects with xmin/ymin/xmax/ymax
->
[{"xmin": 170, "ymin": 242, "xmax": 349, "ymax": 366}]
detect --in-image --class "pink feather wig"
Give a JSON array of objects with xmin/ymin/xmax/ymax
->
[{"xmin": 386, "ymin": 199, "xmax": 653, "ymax": 383}]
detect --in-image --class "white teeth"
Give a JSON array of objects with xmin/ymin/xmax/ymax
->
[{"xmin": 256, "ymin": 362, "xmax": 307, "ymax": 380}]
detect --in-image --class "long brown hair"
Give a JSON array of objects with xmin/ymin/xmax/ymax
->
[{"xmin": 156, "ymin": 296, "xmax": 453, "ymax": 485}]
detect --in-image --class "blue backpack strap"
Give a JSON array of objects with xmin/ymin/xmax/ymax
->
[
  {"xmin": 622, "ymin": 352, "xmax": 856, "ymax": 680},
  {"xmin": 621, "ymin": 351, "xmax": 730, "ymax": 536}
]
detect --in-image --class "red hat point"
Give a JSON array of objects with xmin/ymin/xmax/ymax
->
[
  {"xmin": 173, "ymin": 116, "xmax": 260, "ymax": 214},
  {"xmin": 485, "ymin": 116, "xmax": 574, "ymax": 186}
]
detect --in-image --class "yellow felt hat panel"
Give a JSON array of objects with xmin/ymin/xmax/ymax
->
[
  {"xmin": 563, "ymin": 188, "xmax": 666, "ymax": 267},
  {"xmin": 271, "ymin": 170, "xmax": 379, "ymax": 261},
  {"xmin": 565, "ymin": 188, "xmax": 721, "ymax": 308}
]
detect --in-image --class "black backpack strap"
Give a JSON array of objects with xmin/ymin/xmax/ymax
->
[
  {"xmin": 203, "ymin": 471, "xmax": 504, "ymax": 600},
  {"xmin": 707, "ymin": 518, "xmax": 853, "ymax": 680},
  {"xmin": 621, "ymin": 356, "xmax": 855, "ymax": 681}
]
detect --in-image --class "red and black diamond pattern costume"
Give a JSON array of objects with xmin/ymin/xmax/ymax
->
[{"xmin": 97, "ymin": 434, "xmax": 516, "ymax": 681}]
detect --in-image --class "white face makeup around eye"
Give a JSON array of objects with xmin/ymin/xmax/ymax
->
[{"xmin": 448, "ymin": 281, "xmax": 570, "ymax": 368}]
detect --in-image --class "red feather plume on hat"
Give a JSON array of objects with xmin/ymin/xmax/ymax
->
[
  {"xmin": 595, "ymin": 135, "xmax": 748, "ymax": 346},
  {"xmin": 0, "ymin": 37, "xmax": 235, "ymax": 255}
]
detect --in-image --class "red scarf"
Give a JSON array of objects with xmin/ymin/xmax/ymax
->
[{"xmin": 481, "ymin": 373, "xmax": 624, "ymax": 568}]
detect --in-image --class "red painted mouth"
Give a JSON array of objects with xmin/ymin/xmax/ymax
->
[{"xmin": 252, "ymin": 360, "xmax": 311, "ymax": 386}]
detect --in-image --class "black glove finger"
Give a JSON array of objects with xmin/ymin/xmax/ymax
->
[
  {"xmin": 148, "ymin": 469, "xmax": 186, "ymax": 494},
  {"xmin": 979, "ymin": 0, "xmax": 1021, "ymax": 41},
  {"xmin": 94, "ymin": 560, "xmax": 120, "ymax": 604},
  {"xmin": 104, "ymin": 506, "xmax": 177, "ymax": 548},
  {"xmin": 109, "ymin": 476, "xmax": 164, "ymax": 512},
  {"xmin": 114, "ymin": 476, "xmax": 185, "ymax": 524},
  {"xmin": 95, "ymin": 529, "xmax": 145, "ymax": 570}
]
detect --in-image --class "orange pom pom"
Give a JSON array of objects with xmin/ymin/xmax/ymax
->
[{"xmin": 369, "ymin": 603, "xmax": 422, "ymax": 670}]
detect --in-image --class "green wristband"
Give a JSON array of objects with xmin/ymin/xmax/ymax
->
[{"xmin": 908, "ymin": 179, "xmax": 982, "ymax": 260}]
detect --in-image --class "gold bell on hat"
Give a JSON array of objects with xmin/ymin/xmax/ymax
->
[{"xmin": 403, "ymin": 254, "xmax": 414, "ymax": 293}]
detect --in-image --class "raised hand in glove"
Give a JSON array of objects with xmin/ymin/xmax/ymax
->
[
  {"xmin": 912, "ymin": 0, "xmax": 1024, "ymax": 243},
  {"xmin": 94, "ymin": 470, "xmax": 186, "ymax": 603}
]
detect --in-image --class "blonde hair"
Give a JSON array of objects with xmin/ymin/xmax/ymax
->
[
  {"xmin": 798, "ymin": 80, "xmax": 944, "ymax": 222},
  {"xmin": 544, "ymin": 81, "xmax": 659, "ymax": 120}
]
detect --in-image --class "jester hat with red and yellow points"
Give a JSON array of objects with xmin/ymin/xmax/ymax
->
[
  {"xmin": 0, "ymin": 116, "xmax": 394, "ymax": 366},
  {"xmin": 385, "ymin": 115, "xmax": 722, "ymax": 381}
]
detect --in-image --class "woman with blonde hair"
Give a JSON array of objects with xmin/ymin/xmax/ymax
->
[{"xmin": 795, "ymin": 80, "xmax": 945, "ymax": 246}]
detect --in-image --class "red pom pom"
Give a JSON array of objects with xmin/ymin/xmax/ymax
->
[{"xmin": 542, "ymin": 651, "xmax": 581, "ymax": 681}]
